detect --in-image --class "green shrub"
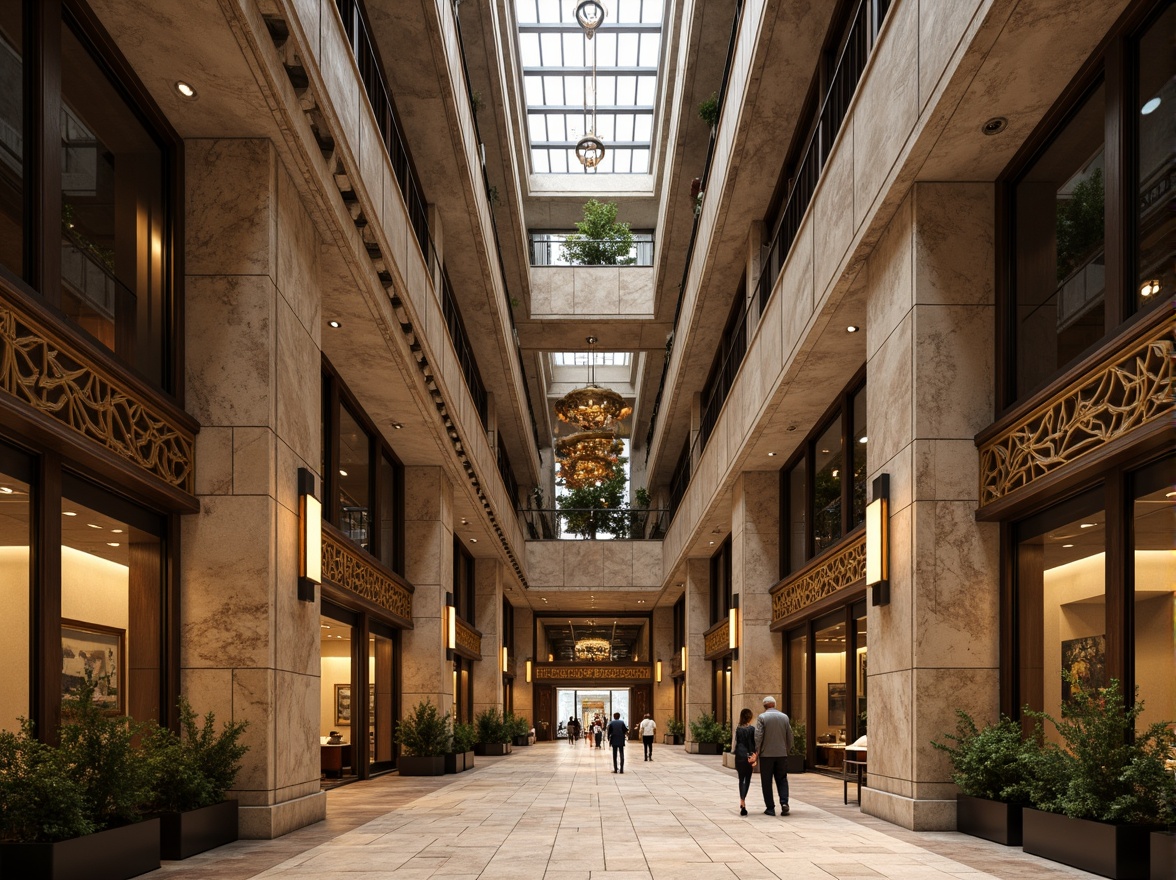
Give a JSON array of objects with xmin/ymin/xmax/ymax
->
[
  {"xmin": 559, "ymin": 199, "xmax": 634, "ymax": 266},
  {"xmin": 451, "ymin": 722, "xmax": 476, "ymax": 754},
  {"xmin": 790, "ymin": 720, "xmax": 806, "ymax": 757},
  {"xmin": 698, "ymin": 92, "xmax": 719, "ymax": 128},
  {"xmin": 931, "ymin": 710, "xmax": 1035, "ymax": 803},
  {"xmin": 505, "ymin": 713, "xmax": 530, "ymax": 740},
  {"xmin": 666, "ymin": 718, "xmax": 685, "ymax": 738},
  {"xmin": 396, "ymin": 701, "xmax": 451, "ymax": 757},
  {"xmin": 689, "ymin": 712, "xmax": 725, "ymax": 745},
  {"xmin": 0, "ymin": 720, "xmax": 94, "ymax": 843},
  {"xmin": 147, "ymin": 696, "xmax": 249, "ymax": 813},
  {"xmin": 475, "ymin": 708, "xmax": 511, "ymax": 745}
]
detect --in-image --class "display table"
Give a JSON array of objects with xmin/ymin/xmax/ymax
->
[
  {"xmin": 815, "ymin": 742, "xmax": 846, "ymax": 770},
  {"xmin": 844, "ymin": 738, "xmax": 867, "ymax": 804},
  {"xmin": 320, "ymin": 743, "xmax": 351, "ymax": 778}
]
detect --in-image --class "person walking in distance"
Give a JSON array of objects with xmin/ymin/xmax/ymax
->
[
  {"xmin": 607, "ymin": 712, "xmax": 628, "ymax": 773},
  {"xmin": 638, "ymin": 713, "xmax": 656, "ymax": 761},
  {"xmin": 733, "ymin": 708, "xmax": 757, "ymax": 815},
  {"xmin": 567, "ymin": 716, "xmax": 579, "ymax": 746},
  {"xmin": 754, "ymin": 696, "xmax": 794, "ymax": 815}
]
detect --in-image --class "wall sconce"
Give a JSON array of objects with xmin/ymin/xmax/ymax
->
[
  {"xmin": 680, "ymin": 645, "xmax": 686, "ymax": 671},
  {"xmin": 501, "ymin": 646, "xmax": 509, "ymax": 673},
  {"xmin": 728, "ymin": 594, "xmax": 739, "ymax": 654},
  {"xmin": 445, "ymin": 592, "xmax": 456, "ymax": 655},
  {"xmin": 866, "ymin": 474, "xmax": 890, "ymax": 606},
  {"xmin": 655, "ymin": 659, "xmax": 662, "ymax": 683},
  {"xmin": 297, "ymin": 468, "xmax": 321, "ymax": 602},
  {"xmin": 525, "ymin": 658, "xmax": 533, "ymax": 683}
]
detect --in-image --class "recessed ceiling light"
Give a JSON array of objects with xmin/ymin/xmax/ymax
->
[
  {"xmin": 708, "ymin": 541, "xmax": 715, "ymax": 545},
  {"xmin": 1080, "ymin": 523, "xmax": 1096, "ymax": 529},
  {"xmin": 321, "ymin": 624, "xmax": 331, "ymax": 628},
  {"xmin": 111, "ymin": 529, "xmax": 124, "ymax": 534},
  {"xmin": 106, "ymin": 542, "xmax": 120, "ymax": 547},
  {"xmin": 328, "ymin": 320, "xmax": 342, "ymax": 328},
  {"xmin": 392, "ymin": 422, "xmax": 403, "ymax": 429},
  {"xmin": 821, "ymin": 449, "xmax": 830, "ymax": 454},
  {"xmin": 339, "ymin": 469, "xmax": 348, "ymax": 477},
  {"xmin": 1139, "ymin": 279, "xmax": 1161, "ymax": 298},
  {"xmin": 1141, "ymin": 97, "xmax": 1161, "ymax": 115},
  {"xmin": 859, "ymin": 436, "xmax": 868, "ymax": 444},
  {"xmin": 1063, "ymin": 544, "xmax": 1074, "ymax": 548},
  {"xmin": 767, "ymin": 452, "xmax": 776, "ymax": 457},
  {"xmin": 0, "ymin": 487, "xmax": 12, "ymax": 494},
  {"xmin": 87, "ymin": 523, "xmax": 102, "ymax": 529},
  {"xmin": 1166, "ymin": 491, "xmax": 1176, "ymax": 498},
  {"xmin": 846, "ymin": 325, "xmax": 859, "ymax": 333},
  {"xmin": 469, "ymin": 538, "xmax": 477, "ymax": 543},
  {"xmin": 174, "ymin": 80, "xmax": 198, "ymax": 100}
]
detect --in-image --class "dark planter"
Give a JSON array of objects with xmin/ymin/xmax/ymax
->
[
  {"xmin": 444, "ymin": 752, "xmax": 461, "ymax": 774},
  {"xmin": 398, "ymin": 755, "xmax": 446, "ymax": 776},
  {"xmin": 1150, "ymin": 831, "xmax": 1174, "ymax": 880},
  {"xmin": 462, "ymin": 750, "xmax": 475, "ymax": 771},
  {"xmin": 1023, "ymin": 808, "xmax": 1159, "ymax": 880},
  {"xmin": 786, "ymin": 755, "xmax": 805, "ymax": 774},
  {"xmin": 663, "ymin": 734, "xmax": 683, "ymax": 745},
  {"xmin": 474, "ymin": 742, "xmax": 511, "ymax": 756},
  {"xmin": 512, "ymin": 735, "xmax": 531, "ymax": 747},
  {"xmin": 160, "ymin": 800, "xmax": 239, "ymax": 860},
  {"xmin": 0, "ymin": 818, "xmax": 161, "ymax": 880},
  {"xmin": 696, "ymin": 742, "xmax": 721, "ymax": 755},
  {"xmin": 956, "ymin": 794, "xmax": 1021, "ymax": 846}
]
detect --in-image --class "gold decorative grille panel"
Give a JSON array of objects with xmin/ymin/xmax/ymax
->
[
  {"xmin": 322, "ymin": 529, "xmax": 413, "ymax": 623},
  {"xmin": 771, "ymin": 535, "xmax": 865, "ymax": 625},
  {"xmin": 455, "ymin": 617, "xmax": 482, "ymax": 657},
  {"xmin": 534, "ymin": 665, "xmax": 652, "ymax": 681},
  {"xmin": 704, "ymin": 621, "xmax": 729, "ymax": 657}
]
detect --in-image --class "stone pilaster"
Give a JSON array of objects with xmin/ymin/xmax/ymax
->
[
  {"xmin": 684, "ymin": 557, "xmax": 710, "ymax": 742},
  {"xmin": 652, "ymin": 606, "xmax": 675, "ymax": 725},
  {"xmin": 731, "ymin": 472, "xmax": 781, "ymax": 717},
  {"xmin": 473, "ymin": 559, "xmax": 503, "ymax": 716},
  {"xmin": 401, "ymin": 467, "xmax": 455, "ymax": 717},
  {"xmin": 180, "ymin": 139, "xmax": 325, "ymax": 838},
  {"xmin": 861, "ymin": 184, "xmax": 999, "ymax": 830},
  {"xmin": 514, "ymin": 605, "xmax": 534, "ymax": 722}
]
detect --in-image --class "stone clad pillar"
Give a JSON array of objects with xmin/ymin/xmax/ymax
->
[
  {"xmin": 653, "ymin": 606, "xmax": 675, "ymax": 725},
  {"xmin": 473, "ymin": 558, "xmax": 504, "ymax": 716},
  {"xmin": 401, "ymin": 467, "xmax": 455, "ymax": 717},
  {"xmin": 683, "ymin": 557, "xmax": 710, "ymax": 742},
  {"xmin": 181, "ymin": 139, "xmax": 325, "ymax": 837},
  {"xmin": 862, "ymin": 184, "xmax": 999, "ymax": 830},
  {"xmin": 731, "ymin": 472, "xmax": 781, "ymax": 718}
]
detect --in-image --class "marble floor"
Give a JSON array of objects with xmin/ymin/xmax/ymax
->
[{"xmin": 146, "ymin": 742, "xmax": 1101, "ymax": 879}]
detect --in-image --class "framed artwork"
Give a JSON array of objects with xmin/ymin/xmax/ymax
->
[
  {"xmin": 61, "ymin": 619, "xmax": 124, "ymax": 714},
  {"xmin": 1061, "ymin": 635, "xmax": 1105, "ymax": 712},
  {"xmin": 335, "ymin": 683, "xmax": 375, "ymax": 726},
  {"xmin": 858, "ymin": 652, "xmax": 868, "ymax": 696},
  {"xmin": 828, "ymin": 682, "xmax": 846, "ymax": 727}
]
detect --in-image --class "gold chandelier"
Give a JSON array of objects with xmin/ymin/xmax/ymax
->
[
  {"xmin": 557, "ymin": 454, "xmax": 617, "ymax": 490},
  {"xmin": 574, "ymin": 637, "xmax": 611, "ymax": 661},
  {"xmin": 556, "ymin": 430, "xmax": 622, "ymax": 461},
  {"xmin": 554, "ymin": 337, "xmax": 633, "ymax": 431}
]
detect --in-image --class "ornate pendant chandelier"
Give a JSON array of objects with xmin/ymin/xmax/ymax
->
[
  {"xmin": 556, "ymin": 430, "xmax": 624, "ymax": 461},
  {"xmin": 574, "ymin": 636, "xmax": 611, "ymax": 661},
  {"xmin": 574, "ymin": 1, "xmax": 606, "ymax": 169},
  {"xmin": 554, "ymin": 337, "xmax": 632, "ymax": 431},
  {"xmin": 557, "ymin": 454, "xmax": 617, "ymax": 490}
]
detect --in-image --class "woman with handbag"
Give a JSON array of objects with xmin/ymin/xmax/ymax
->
[{"xmin": 734, "ymin": 708, "xmax": 757, "ymax": 816}]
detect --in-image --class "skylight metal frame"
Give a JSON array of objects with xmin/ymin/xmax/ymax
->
[{"xmin": 515, "ymin": 0, "xmax": 664, "ymax": 174}]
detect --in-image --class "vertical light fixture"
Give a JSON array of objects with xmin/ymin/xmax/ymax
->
[
  {"xmin": 445, "ymin": 591, "xmax": 456, "ymax": 655},
  {"xmin": 866, "ymin": 474, "xmax": 890, "ymax": 606},
  {"xmin": 297, "ymin": 468, "xmax": 321, "ymax": 602},
  {"xmin": 525, "ymin": 658, "xmax": 533, "ymax": 683},
  {"xmin": 680, "ymin": 645, "xmax": 686, "ymax": 671},
  {"xmin": 655, "ymin": 659, "xmax": 662, "ymax": 683},
  {"xmin": 501, "ymin": 646, "xmax": 509, "ymax": 673},
  {"xmin": 728, "ymin": 594, "xmax": 739, "ymax": 654}
]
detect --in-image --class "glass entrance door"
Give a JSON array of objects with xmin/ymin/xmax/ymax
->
[{"xmin": 555, "ymin": 688, "xmax": 630, "ymax": 739}]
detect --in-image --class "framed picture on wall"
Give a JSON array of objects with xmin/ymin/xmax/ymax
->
[
  {"xmin": 335, "ymin": 684, "xmax": 352, "ymax": 726},
  {"xmin": 61, "ymin": 619, "xmax": 124, "ymax": 714},
  {"xmin": 1061, "ymin": 635, "xmax": 1105, "ymax": 712},
  {"xmin": 828, "ymin": 682, "xmax": 846, "ymax": 727},
  {"xmin": 859, "ymin": 652, "xmax": 868, "ymax": 695}
]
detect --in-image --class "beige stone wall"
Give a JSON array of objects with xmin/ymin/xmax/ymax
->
[
  {"xmin": 652, "ymin": 606, "xmax": 676, "ymax": 727},
  {"xmin": 181, "ymin": 139, "xmax": 325, "ymax": 838},
  {"xmin": 683, "ymin": 558, "xmax": 711, "ymax": 741},
  {"xmin": 860, "ymin": 182, "xmax": 999, "ymax": 831},
  {"xmin": 473, "ymin": 559, "xmax": 504, "ymax": 716},
  {"xmin": 731, "ymin": 472, "xmax": 781, "ymax": 717}
]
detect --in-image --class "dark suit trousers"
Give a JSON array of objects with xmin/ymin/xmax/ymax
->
[
  {"xmin": 611, "ymin": 743, "xmax": 625, "ymax": 770},
  {"xmin": 759, "ymin": 755, "xmax": 789, "ymax": 809}
]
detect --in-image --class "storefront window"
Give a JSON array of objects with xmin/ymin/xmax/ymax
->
[
  {"xmin": 0, "ymin": 3, "xmax": 23, "ymax": 279},
  {"xmin": 787, "ymin": 630, "xmax": 807, "ymax": 732},
  {"xmin": 0, "ymin": 447, "xmax": 31, "ymax": 732},
  {"xmin": 812, "ymin": 419, "xmax": 843, "ymax": 556},
  {"xmin": 1134, "ymin": 5, "xmax": 1174, "ymax": 315},
  {"xmin": 854, "ymin": 607, "xmax": 867, "ymax": 736},
  {"xmin": 851, "ymin": 387, "xmax": 867, "ymax": 526},
  {"xmin": 60, "ymin": 20, "xmax": 167, "ymax": 386},
  {"xmin": 813, "ymin": 616, "xmax": 848, "ymax": 770},
  {"xmin": 369, "ymin": 627, "xmax": 394, "ymax": 770},
  {"xmin": 320, "ymin": 609, "xmax": 357, "ymax": 782},
  {"xmin": 1016, "ymin": 489, "xmax": 1106, "ymax": 740},
  {"xmin": 337, "ymin": 406, "xmax": 371, "ymax": 551},
  {"xmin": 60, "ymin": 478, "xmax": 164, "ymax": 724},
  {"xmin": 1132, "ymin": 456, "xmax": 1175, "ymax": 731}
]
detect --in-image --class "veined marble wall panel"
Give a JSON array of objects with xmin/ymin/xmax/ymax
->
[
  {"xmin": 684, "ymin": 558, "xmax": 711, "ymax": 742},
  {"xmin": 652, "ymin": 607, "xmax": 675, "ymax": 725},
  {"xmin": 473, "ymin": 560, "xmax": 503, "ymax": 715},
  {"xmin": 523, "ymin": 541, "xmax": 663, "ymax": 589},
  {"xmin": 402, "ymin": 467, "xmax": 454, "ymax": 712},
  {"xmin": 529, "ymin": 267, "xmax": 654, "ymax": 317}
]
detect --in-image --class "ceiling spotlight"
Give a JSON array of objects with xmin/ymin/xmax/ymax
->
[
  {"xmin": 1141, "ymin": 97, "xmax": 1161, "ymax": 115},
  {"xmin": 106, "ymin": 542, "xmax": 120, "ymax": 547},
  {"xmin": 859, "ymin": 436, "xmax": 868, "ymax": 443},
  {"xmin": 847, "ymin": 325, "xmax": 859, "ymax": 333},
  {"xmin": 0, "ymin": 487, "xmax": 11, "ymax": 494},
  {"xmin": 708, "ymin": 540, "xmax": 715, "ymax": 545},
  {"xmin": 63, "ymin": 511, "xmax": 77, "ymax": 516},
  {"xmin": 87, "ymin": 523, "xmax": 102, "ymax": 529},
  {"xmin": 339, "ymin": 469, "xmax": 348, "ymax": 477},
  {"xmin": 767, "ymin": 452, "xmax": 776, "ymax": 457},
  {"xmin": 111, "ymin": 529, "xmax": 124, "ymax": 533},
  {"xmin": 1139, "ymin": 279, "xmax": 1161, "ymax": 298},
  {"xmin": 982, "ymin": 116, "xmax": 1007, "ymax": 136},
  {"xmin": 1166, "ymin": 491, "xmax": 1176, "ymax": 498},
  {"xmin": 174, "ymin": 81, "xmax": 198, "ymax": 100},
  {"xmin": 470, "ymin": 538, "xmax": 478, "ymax": 543},
  {"xmin": 1063, "ymin": 544, "xmax": 1074, "ymax": 548},
  {"xmin": 392, "ymin": 422, "xmax": 403, "ymax": 429},
  {"xmin": 1079, "ymin": 523, "xmax": 1096, "ymax": 529},
  {"xmin": 328, "ymin": 320, "xmax": 342, "ymax": 328}
]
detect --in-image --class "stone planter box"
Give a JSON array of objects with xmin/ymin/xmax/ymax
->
[
  {"xmin": 1023, "ymin": 808, "xmax": 1158, "ymax": 880},
  {"xmin": 663, "ymin": 734, "xmax": 683, "ymax": 745},
  {"xmin": 1150, "ymin": 831, "xmax": 1174, "ymax": 880},
  {"xmin": 398, "ymin": 755, "xmax": 446, "ymax": 776},
  {"xmin": 686, "ymin": 742, "xmax": 722, "ymax": 755},
  {"xmin": 444, "ymin": 751, "xmax": 474, "ymax": 773},
  {"xmin": 512, "ymin": 735, "xmax": 531, "ymax": 747},
  {"xmin": 0, "ymin": 818, "xmax": 161, "ymax": 880},
  {"xmin": 159, "ymin": 800, "xmax": 238, "ymax": 860},
  {"xmin": 474, "ymin": 742, "xmax": 511, "ymax": 756},
  {"xmin": 956, "ymin": 794, "xmax": 1021, "ymax": 846},
  {"xmin": 722, "ymin": 751, "xmax": 736, "ymax": 769}
]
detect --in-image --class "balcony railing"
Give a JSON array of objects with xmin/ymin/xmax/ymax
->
[
  {"xmin": 521, "ymin": 508, "xmax": 669, "ymax": 540},
  {"xmin": 496, "ymin": 431, "xmax": 520, "ymax": 506},
  {"xmin": 529, "ymin": 234, "xmax": 655, "ymax": 267},
  {"xmin": 440, "ymin": 267, "xmax": 489, "ymax": 428}
]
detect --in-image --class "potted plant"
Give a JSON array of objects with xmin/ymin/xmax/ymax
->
[
  {"xmin": 1020, "ymin": 678, "xmax": 1175, "ymax": 880},
  {"xmin": 395, "ymin": 701, "xmax": 450, "ymax": 776},
  {"xmin": 688, "ymin": 712, "xmax": 724, "ymax": 755},
  {"xmin": 664, "ymin": 719, "xmax": 684, "ymax": 746},
  {"xmin": 507, "ymin": 713, "xmax": 531, "ymax": 747},
  {"xmin": 473, "ymin": 709, "xmax": 511, "ymax": 757},
  {"xmin": 0, "ymin": 677, "xmax": 159, "ymax": 880},
  {"xmin": 698, "ymin": 91, "xmax": 719, "ymax": 130},
  {"xmin": 931, "ymin": 711, "xmax": 1032, "ymax": 845},
  {"xmin": 445, "ymin": 722, "xmax": 476, "ymax": 774},
  {"xmin": 558, "ymin": 199, "xmax": 635, "ymax": 266},
  {"xmin": 146, "ymin": 696, "xmax": 248, "ymax": 860},
  {"xmin": 787, "ymin": 720, "xmax": 806, "ymax": 774}
]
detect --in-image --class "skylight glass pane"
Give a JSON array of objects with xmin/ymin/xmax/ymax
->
[{"xmin": 552, "ymin": 352, "xmax": 631, "ymax": 366}]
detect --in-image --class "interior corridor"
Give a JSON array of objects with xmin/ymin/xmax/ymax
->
[{"xmin": 143, "ymin": 744, "xmax": 1100, "ymax": 880}]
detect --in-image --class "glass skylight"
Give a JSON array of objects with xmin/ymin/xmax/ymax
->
[
  {"xmin": 552, "ymin": 351, "xmax": 631, "ymax": 366},
  {"xmin": 515, "ymin": 0, "xmax": 664, "ymax": 174}
]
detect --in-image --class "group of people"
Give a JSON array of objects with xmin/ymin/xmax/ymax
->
[{"xmin": 562, "ymin": 712, "xmax": 660, "ymax": 773}]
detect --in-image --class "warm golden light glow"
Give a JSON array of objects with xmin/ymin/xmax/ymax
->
[
  {"xmin": 574, "ymin": 637, "xmax": 611, "ymax": 661},
  {"xmin": 556, "ymin": 430, "xmax": 624, "ymax": 461},
  {"xmin": 446, "ymin": 605, "xmax": 457, "ymax": 651},
  {"xmin": 557, "ymin": 455, "xmax": 619, "ymax": 489},
  {"xmin": 728, "ymin": 607, "xmax": 738, "ymax": 651},
  {"xmin": 526, "ymin": 659, "xmax": 533, "ymax": 683},
  {"xmin": 866, "ymin": 474, "xmax": 890, "ymax": 605},
  {"xmin": 554, "ymin": 385, "xmax": 633, "ymax": 431},
  {"xmin": 655, "ymin": 660, "xmax": 662, "ymax": 683},
  {"xmin": 298, "ymin": 468, "xmax": 321, "ymax": 602},
  {"xmin": 502, "ymin": 646, "xmax": 509, "ymax": 673}
]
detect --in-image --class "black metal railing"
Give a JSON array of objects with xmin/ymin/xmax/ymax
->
[
  {"xmin": 529, "ymin": 234, "xmax": 655, "ymax": 267},
  {"xmin": 440, "ymin": 268, "xmax": 489, "ymax": 428},
  {"xmin": 521, "ymin": 508, "xmax": 670, "ymax": 540},
  {"xmin": 698, "ymin": 305, "xmax": 749, "ymax": 451},
  {"xmin": 496, "ymin": 432, "xmax": 520, "ymax": 507},
  {"xmin": 667, "ymin": 438, "xmax": 692, "ymax": 520}
]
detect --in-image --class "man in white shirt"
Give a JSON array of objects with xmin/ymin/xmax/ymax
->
[{"xmin": 638, "ymin": 714, "xmax": 657, "ymax": 761}]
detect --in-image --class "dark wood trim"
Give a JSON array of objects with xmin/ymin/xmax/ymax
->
[
  {"xmin": 29, "ymin": 0, "xmax": 61, "ymax": 305},
  {"xmin": 164, "ymin": 513, "xmax": 181, "ymax": 730},
  {"xmin": 1104, "ymin": 467, "xmax": 1127, "ymax": 698},
  {"xmin": 998, "ymin": 520, "xmax": 1016, "ymax": 718},
  {"xmin": 1103, "ymin": 38, "xmax": 1126, "ymax": 332},
  {"xmin": 33, "ymin": 451, "xmax": 62, "ymax": 743}
]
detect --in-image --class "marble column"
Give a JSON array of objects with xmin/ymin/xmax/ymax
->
[
  {"xmin": 731, "ymin": 472, "xmax": 781, "ymax": 718},
  {"xmin": 401, "ymin": 467, "xmax": 455, "ymax": 718},
  {"xmin": 472, "ymin": 558, "xmax": 504, "ymax": 716},
  {"xmin": 684, "ymin": 557, "xmax": 710, "ymax": 743},
  {"xmin": 514, "ymin": 605, "xmax": 534, "ymax": 722},
  {"xmin": 652, "ymin": 606, "xmax": 675, "ymax": 725},
  {"xmin": 180, "ymin": 139, "xmax": 325, "ymax": 838},
  {"xmin": 861, "ymin": 184, "xmax": 999, "ymax": 830}
]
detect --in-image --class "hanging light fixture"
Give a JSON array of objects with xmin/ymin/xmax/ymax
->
[
  {"xmin": 574, "ymin": 637, "xmax": 611, "ymax": 661},
  {"xmin": 574, "ymin": 1, "xmax": 606, "ymax": 168},
  {"xmin": 554, "ymin": 337, "xmax": 632, "ymax": 430},
  {"xmin": 556, "ymin": 431, "xmax": 624, "ymax": 462},
  {"xmin": 557, "ymin": 455, "xmax": 619, "ymax": 489}
]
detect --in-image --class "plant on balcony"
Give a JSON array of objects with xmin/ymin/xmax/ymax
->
[
  {"xmin": 698, "ymin": 92, "xmax": 719, "ymax": 129},
  {"xmin": 557, "ymin": 456, "xmax": 630, "ymax": 539},
  {"xmin": 559, "ymin": 199, "xmax": 635, "ymax": 266}
]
